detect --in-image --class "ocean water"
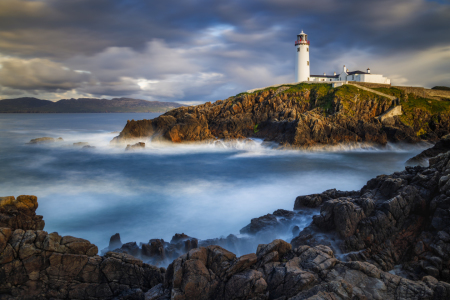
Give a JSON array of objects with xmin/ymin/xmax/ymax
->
[{"xmin": 0, "ymin": 113, "xmax": 430, "ymax": 254}]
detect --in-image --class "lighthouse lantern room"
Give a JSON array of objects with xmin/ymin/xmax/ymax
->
[{"xmin": 295, "ymin": 31, "xmax": 310, "ymax": 82}]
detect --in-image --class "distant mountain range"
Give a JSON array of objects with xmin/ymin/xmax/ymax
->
[{"xmin": 0, "ymin": 97, "xmax": 184, "ymax": 113}]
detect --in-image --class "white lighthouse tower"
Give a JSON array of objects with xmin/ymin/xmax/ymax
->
[{"xmin": 295, "ymin": 31, "xmax": 310, "ymax": 82}]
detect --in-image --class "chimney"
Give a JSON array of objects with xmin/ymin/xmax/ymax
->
[
  {"xmin": 367, "ymin": 68, "xmax": 371, "ymax": 74},
  {"xmin": 333, "ymin": 72, "xmax": 336, "ymax": 76},
  {"xmin": 343, "ymin": 65, "xmax": 346, "ymax": 73}
]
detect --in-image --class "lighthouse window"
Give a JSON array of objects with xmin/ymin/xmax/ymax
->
[
  {"xmin": 297, "ymin": 48, "xmax": 300, "ymax": 52},
  {"xmin": 307, "ymin": 48, "xmax": 309, "ymax": 52},
  {"xmin": 307, "ymin": 61, "xmax": 309, "ymax": 66}
]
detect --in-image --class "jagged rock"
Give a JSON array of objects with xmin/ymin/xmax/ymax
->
[
  {"xmin": 125, "ymin": 142, "xmax": 145, "ymax": 150},
  {"xmin": 0, "ymin": 197, "xmax": 164, "ymax": 299},
  {"xmin": 292, "ymin": 148, "xmax": 450, "ymax": 283},
  {"xmin": 273, "ymin": 209, "xmax": 294, "ymax": 219},
  {"xmin": 240, "ymin": 214, "xmax": 278, "ymax": 235},
  {"xmin": 4, "ymin": 190, "xmax": 450, "ymax": 299},
  {"xmin": 155, "ymin": 241, "xmax": 450, "ymax": 300},
  {"xmin": 170, "ymin": 233, "xmax": 191, "ymax": 244},
  {"xmin": 109, "ymin": 233, "xmax": 122, "ymax": 250},
  {"xmin": 0, "ymin": 195, "xmax": 44, "ymax": 231}
]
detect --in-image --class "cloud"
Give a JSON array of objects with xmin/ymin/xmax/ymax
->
[
  {"xmin": 0, "ymin": 0, "xmax": 449, "ymax": 101},
  {"xmin": 0, "ymin": 57, "xmax": 93, "ymax": 92}
]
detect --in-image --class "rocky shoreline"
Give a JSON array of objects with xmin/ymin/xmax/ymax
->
[
  {"xmin": 2, "ymin": 141, "xmax": 450, "ymax": 299},
  {"xmin": 111, "ymin": 83, "xmax": 450, "ymax": 149}
]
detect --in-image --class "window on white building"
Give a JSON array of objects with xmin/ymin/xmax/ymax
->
[
  {"xmin": 297, "ymin": 48, "xmax": 300, "ymax": 52},
  {"xmin": 307, "ymin": 48, "xmax": 309, "ymax": 52},
  {"xmin": 307, "ymin": 61, "xmax": 309, "ymax": 66}
]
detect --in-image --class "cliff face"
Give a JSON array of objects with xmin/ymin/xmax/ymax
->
[{"xmin": 113, "ymin": 83, "xmax": 449, "ymax": 147}]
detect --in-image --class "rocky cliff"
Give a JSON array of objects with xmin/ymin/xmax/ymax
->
[
  {"xmin": 112, "ymin": 83, "xmax": 450, "ymax": 148},
  {"xmin": 292, "ymin": 151, "xmax": 450, "ymax": 283}
]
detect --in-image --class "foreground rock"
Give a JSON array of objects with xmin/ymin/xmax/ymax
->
[
  {"xmin": 292, "ymin": 150, "xmax": 450, "ymax": 283},
  {"xmin": 112, "ymin": 84, "xmax": 450, "ymax": 148},
  {"xmin": 0, "ymin": 196, "xmax": 163, "ymax": 300},
  {"xmin": 148, "ymin": 239, "xmax": 450, "ymax": 300}
]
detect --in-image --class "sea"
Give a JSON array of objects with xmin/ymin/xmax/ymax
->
[{"xmin": 0, "ymin": 113, "xmax": 430, "ymax": 254}]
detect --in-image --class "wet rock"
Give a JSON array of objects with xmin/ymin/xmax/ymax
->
[
  {"xmin": 273, "ymin": 209, "xmax": 294, "ymax": 219},
  {"xmin": 240, "ymin": 214, "xmax": 278, "ymax": 234},
  {"xmin": 292, "ymin": 225, "xmax": 300, "ymax": 236},
  {"xmin": 27, "ymin": 137, "xmax": 63, "ymax": 144},
  {"xmin": 126, "ymin": 142, "xmax": 145, "ymax": 150},
  {"xmin": 109, "ymin": 233, "xmax": 122, "ymax": 250},
  {"xmin": 170, "ymin": 233, "xmax": 191, "ymax": 244}
]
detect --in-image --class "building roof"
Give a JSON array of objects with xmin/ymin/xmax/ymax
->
[
  {"xmin": 310, "ymin": 74, "xmax": 339, "ymax": 78},
  {"xmin": 347, "ymin": 70, "xmax": 369, "ymax": 75}
]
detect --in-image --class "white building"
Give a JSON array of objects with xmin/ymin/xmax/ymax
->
[{"xmin": 295, "ymin": 31, "xmax": 390, "ymax": 84}]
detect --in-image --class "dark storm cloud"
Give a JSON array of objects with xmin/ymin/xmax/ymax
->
[{"xmin": 0, "ymin": 0, "xmax": 449, "ymax": 101}]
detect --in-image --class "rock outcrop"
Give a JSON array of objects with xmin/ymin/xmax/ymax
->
[
  {"xmin": 27, "ymin": 137, "xmax": 63, "ymax": 144},
  {"xmin": 0, "ymin": 196, "xmax": 163, "ymax": 300},
  {"xmin": 125, "ymin": 142, "xmax": 145, "ymax": 151},
  {"xmin": 146, "ymin": 239, "xmax": 450, "ymax": 300},
  {"xmin": 407, "ymin": 134, "xmax": 450, "ymax": 165},
  {"xmin": 0, "ymin": 196, "xmax": 44, "ymax": 231},
  {"xmin": 112, "ymin": 84, "xmax": 449, "ymax": 148},
  {"xmin": 292, "ymin": 150, "xmax": 450, "ymax": 284}
]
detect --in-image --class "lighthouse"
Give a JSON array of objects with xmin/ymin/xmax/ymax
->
[{"xmin": 295, "ymin": 31, "xmax": 310, "ymax": 82}]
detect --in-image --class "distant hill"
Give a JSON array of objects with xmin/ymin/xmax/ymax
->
[{"xmin": 0, "ymin": 97, "xmax": 184, "ymax": 113}]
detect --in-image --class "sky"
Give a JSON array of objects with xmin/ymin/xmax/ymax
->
[{"xmin": 0, "ymin": 0, "xmax": 449, "ymax": 103}]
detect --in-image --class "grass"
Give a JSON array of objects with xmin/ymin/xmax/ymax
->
[
  {"xmin": 253, "ymin": 124, "xmax": 259, "ymax": 133},
  {"xmin": 399, "ymin": 97, "xmax": 450, "ymax": 136},
  {"xmin": 373, "ymin": 87, "xmax": 404, "ymax": 99},
  {"xmin": 402, "ymin": 97, "xmax": 450, "ymax": 115}
]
